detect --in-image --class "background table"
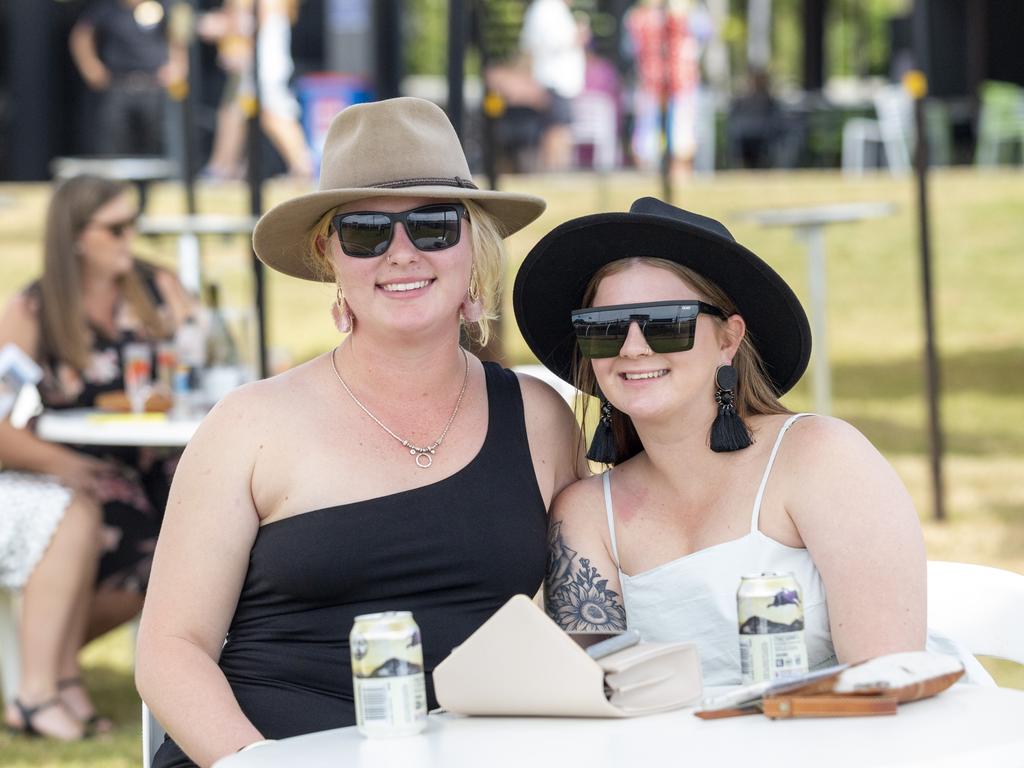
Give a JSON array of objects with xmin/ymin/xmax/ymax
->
[
  {"xmin": 213, "ymin": 685, "xmax": 1024, "ymax": 768},
  {"xmin": 738, "ymin": 202, "xmax": 896, "ymax": 414},
  {"xmin": 35, "ymin": 408, "xmax": 201, "ymax": 448}
]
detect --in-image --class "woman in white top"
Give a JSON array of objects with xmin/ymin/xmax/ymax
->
[{"xmin": 513, "ymin": 197, "xmax": 966, "ymax": 686}]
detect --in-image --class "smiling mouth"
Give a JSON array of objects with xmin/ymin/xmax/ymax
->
[
  {"xmin": 378, "ymin": 278, "xmax": 434, "ymax": 293},
  {"xmin": 621, "ymin": 370, "xmax": 669, "ymax": 381}
]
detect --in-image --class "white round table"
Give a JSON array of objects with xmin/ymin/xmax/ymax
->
[
  {"xmin": 212, "ymin": 685, "xmax": 1024, "ymax": 768},
  {"xmin": 35, "ymin": 408, "xmax": 201, "ymax": 448}
]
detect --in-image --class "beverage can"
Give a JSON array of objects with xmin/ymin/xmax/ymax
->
[
  {"xmin": 350, "ymin": 611, "xmax": 427, "ymax": 737},
  {"xmin": 737, "ymin": 571, "xmax": 809, "ymax": 684}
]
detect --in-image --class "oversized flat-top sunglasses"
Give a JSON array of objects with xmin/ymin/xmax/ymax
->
[
  {"xmin": 571, "ymin": 300, "xmax": 727, "ymax": 358},
  {"xmin": 331, "ymin": 203, "xmax": 468, "ymax": 257}
]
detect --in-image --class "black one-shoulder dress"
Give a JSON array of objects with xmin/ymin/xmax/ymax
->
[{"xmin": 153, "ymin": 363, "xmax": 549, "ymax": 767}]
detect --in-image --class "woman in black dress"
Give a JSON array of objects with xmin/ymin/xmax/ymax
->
[{"xmin": 136, "ymin": 97, "xmax": 582, "ymax": 767}]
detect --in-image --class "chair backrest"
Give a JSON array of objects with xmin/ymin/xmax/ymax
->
[
  {"xmin": 0, "ymin": 590, "xmax": 20, "ymax": 707},
  {"xmin": 873, "ymin": 84, "xmax": 913, "ymax": 172},
  {"xmin": 142, "ymin": 701, "xmax": 167, "ymax": 768},
  {"xmin": 927, "ymin": 560, "xmax": 1024, "ymax": 665}
]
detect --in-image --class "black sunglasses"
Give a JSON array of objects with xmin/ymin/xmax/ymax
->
[
  {"xmin": 91, "ymin": 216, "xmax": 138, "ymax": 238},
  {"xmin": 331, "ymin": 203, "xmax": 468, "ymax": 258},
  {"xmin": 571, "ymin": 300, "xmax": 727, "ymax": 358}
]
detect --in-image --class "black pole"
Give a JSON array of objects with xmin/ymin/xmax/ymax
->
[
  {"xmin": 659, "ymin": 6, "xmax": 673, "ymax": 203},
  {"xmin": 172, "ymin": 0, "xmax": 199, "ymax": 214},
  {"xmin": 474, "ymin": 0, "xmax": 500, "ymax": 189},
  {"xmin": 375, "ymin": 0, "xmax": 402, "ymax": 99},
  {"xmin": 448, "ymin": 0, "xmax": 467, "ymax": 142},
  {"xmin": 247, "ymin": 1, "xmax": 268, "ymax": 378},
  {"xmin": 908, "ymin": 71, "xmax": 945, "ymax": 522},
  {"xmin": 802, "ymin": 0, "xmax": 826, "ymax": 92}
]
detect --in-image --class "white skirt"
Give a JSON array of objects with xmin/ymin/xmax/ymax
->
[{"xmin": 0, "ymin": 471, "xmax": 72, "ymax": 590}]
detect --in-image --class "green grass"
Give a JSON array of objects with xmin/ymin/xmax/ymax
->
[{"xmin": 1, "ymin": 167, "xmax": 1022, "ymax": 763}]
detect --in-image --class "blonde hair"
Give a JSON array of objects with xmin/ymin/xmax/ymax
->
[
  {"xmin": 304, "ymin": 198, "xmax": 506, "ymax": 346},
  {"xmin": 573, "ymin": 257, "xmax": 790, "ymax": 465},
  {"xmin": 39, "ymin": 175, "xmax": 168, "ymax": 372}
]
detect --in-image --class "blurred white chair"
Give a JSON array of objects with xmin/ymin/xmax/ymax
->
[
  {"xmin": 841, "ymin": 85, "xmax": 913, "ymax": 176},
  {"xmin": 0, "ymin": 589, "xmax": 19, "ymax": 706},
  {"xmin": 570, "ymin": 92, "xmax": 618, "ymax": 172},
  {"xmin": 143, "ymin": 701, "xmax": 167, "ymax": 768},
  {"xmin": 511, "ymin": 364, "xmax": 578, "ymax": 405},
  {"xmin": 927, "ymin": 560, "xmax": 1024, "ymax": 665}
]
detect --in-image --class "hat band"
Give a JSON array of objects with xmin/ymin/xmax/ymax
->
[{"xmin": 368, "ymin": 176, "xmax": 479, "ymax": 190}]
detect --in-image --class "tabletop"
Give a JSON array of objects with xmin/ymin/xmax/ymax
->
[
  {"xmin": 50, "ymin": 156, "xmax": 179, "ymax": 182},
  {"xmin": 137, "ymin": 214, "xmax": 259, "ymax": 236},
  {"xmin": 739, "ymin": 201, "xmax": 896, "ymax": 228},
  {"xmin": 35, "ymin": 408, "xmax": 201, "ymax": 448},
  {"xmin": 213, "ymin": 685, "xmax": 1024, "ymax": 768}
]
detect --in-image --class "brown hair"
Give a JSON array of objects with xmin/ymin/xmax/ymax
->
[
  {"xmin": 304, "ymin": 199, "xmax": 507, "ymax": 346},
  {"xmin": 39, "ymin": 175, "xmax": 167, "ymax": 371},
  {"xmin": 572, "ymin": 257, "xmax": 791, "ymax": 465}
]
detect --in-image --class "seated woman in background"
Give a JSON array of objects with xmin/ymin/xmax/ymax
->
[
  {"xmin": 513, "ymin": 196, "xmax": 990, "ymax": 685},
  {"xmin": 0, "ymin": 174, "xmax": 192, "ymax": 738},
  {"xmin": 136, "ymin": 97, "xmax": 580, "ymax": 768}
]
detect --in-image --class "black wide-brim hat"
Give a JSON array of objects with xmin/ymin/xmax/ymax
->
[{"xmin": 513, "ymin": 197, "xmax": 812, "ymax": 396}]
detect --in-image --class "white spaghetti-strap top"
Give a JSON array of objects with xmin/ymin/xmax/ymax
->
[{"xmin": 602, "ymin": 413, "xmax": 991, "ymax": 687}]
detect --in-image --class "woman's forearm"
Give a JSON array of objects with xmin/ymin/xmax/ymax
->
[
  {"xmin": 0, "ymin": 421, "xmax": 77, "ymax": 475},
  {"xmin": 136, "ymin": 636, "xmax": 263, "ymax": 768}
]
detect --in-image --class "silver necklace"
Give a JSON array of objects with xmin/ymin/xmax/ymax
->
[{"xmin": 330, "ymin": 346, "xmax": 469, "ymax": 469}]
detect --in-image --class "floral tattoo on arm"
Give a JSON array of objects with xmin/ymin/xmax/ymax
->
[{"xmin": 545, "ymin": 521, "xmax": 627, "ymax": 632}]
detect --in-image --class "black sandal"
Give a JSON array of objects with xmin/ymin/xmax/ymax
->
[
  {"xmin": 8, "ymin": 696, "xmax": 66, "ymax": 738},
  {"xmin": 57, "ymin": 677, "xmax": 115, "ymax": 735}
]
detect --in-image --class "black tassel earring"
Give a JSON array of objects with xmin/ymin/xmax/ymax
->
[
  {"xmin": 587, "ymin": 396, "xmax": 618, "ymax": 464},
  {"xmin": 710, "ymin": 364, "xmax": 753, "ymax": 453}
]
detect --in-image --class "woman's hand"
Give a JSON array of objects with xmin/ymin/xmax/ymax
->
[{"xmin": 49, "ymin": 452, "xmax": 119, "ymax": 498}]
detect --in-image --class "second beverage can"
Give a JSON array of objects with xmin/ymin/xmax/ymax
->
[
  {"xmin": 737, "ymin": 571, "xmax": 809, "ymax": 684},
  {"xmin": 350, "ymin": 610, "xmax": 427, "ymax": 737}
]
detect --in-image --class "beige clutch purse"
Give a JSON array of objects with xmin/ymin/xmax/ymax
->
[{"xmin": 433, "ymin": 594, "xmax": 702, "ymax": 718}]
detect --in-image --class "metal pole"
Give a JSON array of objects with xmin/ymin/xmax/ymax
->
[
  {"xmin": 247, "ymin": 0, "xmax": 268, "ymax": 378},
  {"xmin": 474, "ymin": 0, "xmax": 500, "ymax": 190},
  {"xmin": 447, "ymin": 0, "xmax": 467, "ymax": 142},
  {"xmin": 800, "ymin": 224, "xmax": 831, "ymax": 416},
  {"xmin": 170, "ymin": 0, "xmax": 199, "ymax": 215},
  {"xmin": 907, "ymin": 70, "xmax": 945, "ymax": 522},
  {"xmin": 659, "ymin": 6, "xmax": 673, "ymax": 203}
]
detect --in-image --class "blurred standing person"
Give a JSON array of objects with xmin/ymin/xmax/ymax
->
[
  {"xmin": 197, "ymin": 0, "xmax": 313, "ymax": 180},
  {"xmin": 519, "ymin": 0, "xmax": 587, "ymax": 171},
  {"xmin": 625, "ymin": 0, "xmax": 700, "ymax": 176},
  {"xmin": 70, "ymin": 0, "xmax": 187, "ymax": 156}
]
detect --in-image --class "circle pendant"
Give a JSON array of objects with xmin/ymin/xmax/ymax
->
[{"xmin": 415, "ymin": 452, "xmax": 433, "ymax": 469}]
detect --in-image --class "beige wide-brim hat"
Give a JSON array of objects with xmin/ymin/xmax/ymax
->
[{"xmin": 253, "ymin": 97, "xmax": 547, "ymax": 281}]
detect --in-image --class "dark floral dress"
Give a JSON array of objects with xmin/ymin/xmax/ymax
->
[{"xmin": 26, "ymin": 262, "xmax": 179, "ymax": 593}]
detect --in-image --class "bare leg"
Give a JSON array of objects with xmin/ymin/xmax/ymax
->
[
  {"xmin": 205, "ymin": 103, "xmax": 248, "ymax": 178},
  {"xmin": 4, "ymin": 493, "xmax": 99, "ymax": 740},
  {"xmin": 540, "ymin": 126, "xmax": 574, "ymax": 171},
  {"xmin": 84, "ymin": 587, "xmax": 144, "ymax": 643},
  {"xmin": 55, "ymin": 565, "xmax": 110, "ymax": 731},
  {"xmin": 260, "ymin": 111, "xmax": 314, "ymax": 177}
]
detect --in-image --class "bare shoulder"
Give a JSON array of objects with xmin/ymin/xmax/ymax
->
[
  {"xmin": 550, "ymin": 472, "xmax": 607, "ymax": 527},
  {"xmin": 193, "ymin": 355, "xmax": 326, "ymax": 446},
  {"xmin": 0, "ymin": 289, "xmax": 40, "ymax": 352},
  {"xmin": 778, "ymin": 414, "xmax": 882, "ymax": 468},
  {"xmin": 514, "ymin": 368, "xmax": 574, "ymax": 416}
]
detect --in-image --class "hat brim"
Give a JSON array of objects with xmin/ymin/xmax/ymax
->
[
  {"xmin": 253, "ymin": 186, "xmax": 546, "ymax": 281},
  {"xmin": 512, "ymin": 212, "xmax": 812, "ymax": 396}
]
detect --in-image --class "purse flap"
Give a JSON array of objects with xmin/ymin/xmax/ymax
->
[{"xmin": 433, "ymin": 594, "xmax": 624, "ymax": 717}]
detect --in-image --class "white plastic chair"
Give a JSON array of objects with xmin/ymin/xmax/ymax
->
[
  {"xmin": 142, "ymin": 701, "xmax": 167, "ymax": 768},
  {"xmin": 841, "ymin": 85, "xmax": 913, "ymax": 176},
  {"xmin": 0, "ymin": 589, "xmax": 20, "ymax": 706},
  {"xmin": 570, "ymin": 92, "xmax": 618, "ymax": 172},
  {"xmin": 927, "ymin": 560, "xmax": 1024, "ymax": 665},
  {"xmin": 511, "ymin": 364, "xmax": 579, "ymax": 405}
]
